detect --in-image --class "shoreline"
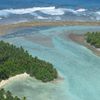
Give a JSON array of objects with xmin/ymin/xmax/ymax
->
[
  {"xmin": 0, "ymin": 73, "xmax": 30, "ymax": 89},
  {"xmin": 69, "ymin": 33, "xmax": 100, "ymax": 56},
  {"xmin": 0, "ymin": 72, "xmax": 63, "ymax": 89},
  {"xmin": 0, "ymin": 21, "xmax": 100, "ymax": 35}
]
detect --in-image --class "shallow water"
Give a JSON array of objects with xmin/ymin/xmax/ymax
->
[{"xmin": 1, "ymin": 26, "xmax": 100, "ymax": 100}]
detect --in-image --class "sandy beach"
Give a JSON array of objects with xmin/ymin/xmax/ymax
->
[
  {"xmin": 0, "ymin": 21, "xmax": 100, "ymax": 35},
  {"xmin": 0, "ymin": 72, "xmax": 63, "ymax": 88},
  {"xmin": 0, "ymin": 73, "xmax": 30, "ymax": 89}
]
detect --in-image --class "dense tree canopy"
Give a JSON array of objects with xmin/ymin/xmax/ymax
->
[
  {"xmin": 85, "ymin": 32, "xmax": 100, "ymax": 48},
  {"xmin": 0, "ymin": 41, "xmax": 58, "ymax": 100},
  {"xmin": 0, "ymin": 41, "xmax": 58, "ymax": 82},
  {"xmin": 0, "ymin": 89, "xmax": 26, "ymax": 100}
]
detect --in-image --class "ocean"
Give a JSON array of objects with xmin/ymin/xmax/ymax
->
[{"xmin": 0, "ymin": 0, "xmax": 100, "ymax": 24}]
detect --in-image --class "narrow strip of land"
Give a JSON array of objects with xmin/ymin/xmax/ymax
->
[
  {"xmin": 0, "ymin": 21, "xmax": 100, "ymax": 35},
  {"xmin": 69, "ymin": 33, "xmax": 100, "ymax": 56}
]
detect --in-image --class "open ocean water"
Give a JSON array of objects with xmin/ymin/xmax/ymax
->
[{"xmin": 0, "ymin": 0, "xmax": 100, "ymax": 24}]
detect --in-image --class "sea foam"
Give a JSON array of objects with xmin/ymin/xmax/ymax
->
[
  {"xmin": 0, "ymin": 7, "xmax": 87, "ymax": 17},
  {"xmin": 0, "ymin": 6, "xmax": 100, "ymax": 21},
  {"xmin": 0, "ymin": 7, "xmax": 65, "ymax": 16}
]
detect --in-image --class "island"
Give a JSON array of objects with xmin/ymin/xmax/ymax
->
[
  {"xmin": 0, "ymin": 40, "xmax": 58, "ymax": 100},
  {"xmin": 85, "ymin": 32, "xmax": 100, "ymax": 48},
  {"xmin": 69, "ymin": 32, "xmax": 100, "ymax": 56},
  {"xmin": 0, "ymin": 40, "xmax": 57, "ymax": 82}
]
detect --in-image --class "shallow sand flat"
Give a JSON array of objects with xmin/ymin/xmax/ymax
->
[
  {"xmin": 25, "ymin": 34, "xmax": 54, "ymax": 48},
  {"xmin": 0, "ymin": 21, "xmax": 100, "ymax": 35}
]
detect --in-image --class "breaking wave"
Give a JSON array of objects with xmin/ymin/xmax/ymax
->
[
  {"xmin": 0, "ymin": 6, "xmax": 100, "ymax": 21},
  {"xmin": 0, "ymin": 7, "xmax": 65, "ymax": 16},
  {"xmin": 0, "ymin": 7, "xmax": 87, "ymax": 16}
]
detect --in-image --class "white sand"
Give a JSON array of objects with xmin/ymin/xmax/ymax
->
[
  {"xmin": 0, "ymin": 73, "xmax": 29, "ymax": 89},
  {"xmin": 97, "ymin": 48, "xmax": 100, "ymax": 51}
]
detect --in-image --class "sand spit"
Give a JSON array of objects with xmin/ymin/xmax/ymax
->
[
  {"xmin": 69, "ymin": 33, "xmax": 100, "ymax": 56},
  {"xmin": 0, "ymin": 73, "xmax": 29, "ymax": 89},
  {"xmin": 0, "ymin": 21, "xmax": 100, "ymax": 35}
]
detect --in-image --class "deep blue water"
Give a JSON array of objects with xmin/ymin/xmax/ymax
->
[
  {"xmin": 0, "ymin": 0, "xmax": 100, "ymax": 23},
  {"xmin": 0, "ymin": 0, "xmax": 100, "ymax": 9}
]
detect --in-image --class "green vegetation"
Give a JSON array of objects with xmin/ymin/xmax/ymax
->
[
  {"xmin": 85, "ymin": 32, "xmax": 100, "ymax": 48},
  {"xmin": 0, "ymin": 41, "xmax": 58, "ymax": 100},
  {"xmin": 0, "ymin": 88, "xmax": 26, "ymax": 100},
  {"xmin": 0, "ymin": 41, "xmax": 57, "ymax": 82}
]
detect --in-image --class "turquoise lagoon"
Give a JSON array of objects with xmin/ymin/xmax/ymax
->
[{"xmin": 0, "ymin": 26, "xmax": 100, "ymax": 100}]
